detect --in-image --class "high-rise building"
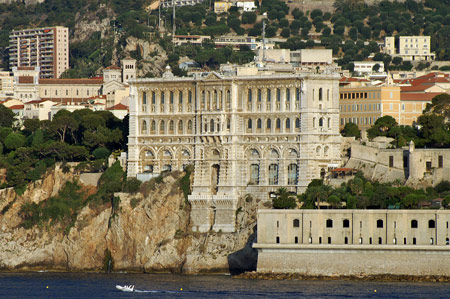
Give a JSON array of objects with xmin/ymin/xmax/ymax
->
[{"xmin": 9, "ymin": 26, "xmax": 69, "ymax": 79}]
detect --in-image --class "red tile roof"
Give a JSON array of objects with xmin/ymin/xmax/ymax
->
[
  {"xmin": 25, "ymin": 99, "xmax": 53, "ymax": 104},
  {"xmin": 17, "ymin": 67, "xmax": 36, "ymax": 70},
  {"xmin": 104, "ymin": 65, "xmax": 121, "ymax": 70},
  {"xmin": 106, "ymin": 103, "xmax": 129, "ymax": 111},
  {"xmin": 39, "ymin": 78, "xmax": 103, "ymax": 85},
  {"xmin": 400, "ymin": 92, "xmax": 443, "ymax": 101},
  {"xmin": 18, "ymin": 76, "xmax": 34, "ymax": 84},
  {"xmin": 9, "ymin": 105, "xmax": 24, "ymax": 109},
  {"xmin": 400, "ymin": 85, "xmax": 438, "ymax": 92},
  {"xmin": 339, "ymin": 77, "xmax": 370, "ymax": 83}
]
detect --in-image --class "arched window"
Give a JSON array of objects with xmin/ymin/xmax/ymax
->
[
  {"xmin": 316, "ymin": 146, "xmax": 321, "ymax": 155},
  {"xmin": 143, "ymin": 92, "xmax": 147, "ymax": 105},
  {"xmin": 159, "ymin": 120, "xmax": 165, "ymax": 134},
  {"xmin": 378, "ymin": 237, "xmax": 382, "ymax": 244},
  {"xmin": 187, "ymin": 120, "xmax": 193, "ymax": 133},
  {"xmin": 286, "ymin": 118, "xmax": 291, "ymax": 129},
  {"xmin": 295, "ymin": 118, "xmax": 300, "ymax": 129},
  {"xmin": 266, "ymin": 119, "xmax": 271, "ymax": 129},
  {"xmin": 210, "ymin": 119, "xmax": 214, "ymax": 132},
  {"xmin": 188, "ymin": 90, "xmax": 192, "ymax": 104},
  {"xmin": 286, "ymin": 88, "xmax": 290, "ymax": 101},
  {"xmin": 268, "ymin": 164, "xmax": 279, "ymax": 185},
  {"xmin": 326, "ymin": 219, "xmax": 333, "ymax": 228},
  {"xmin": 250, "ymin": 164, "xmax": 260, "ymax": 185},
  {"xmin": 276, "ymin": 118, "xmax": 281, "ymax": 129},
  {"xmin": 319, "ymin": 88, "xmax": 323, "ymax": 101},
  {"xmin": 428, "ymin": 219, "xmax": 435, "ymax": 228},
  {"xmin": 257, "ymin": 119, "xmax": 262, "ymax": 129},
  {"xmin": 169, "ymin": 91, "xmax": 174, "ymax": 104},
  {"xmin": 296, "ymin": 87, "xmax": 300, "ymax": 101},
  {"xmin": 179, "ymin": 91, "xmax": 183, "ymax": 104},
  {"xmin": 343, "ymin": 219, "xmax": 350, "ymax": 228},
  {"xmin": 324, "ymin": 146, "xmax": 329, "ymax": 157},
  {"xmin": 293, "ymin": 219, "xmax": 300, "ymax": 228},
  {"xmin": 276, "ymin": 88, "xmax": 281, "ymax": 101},
  {"xmin": 257, "ymin": 89, "xmax": 262, "ymax": 101},
  {"xmin": 141, "ymin": 120, "xmax": 147, "ymax": 134},
  {"xmin": 248, "ymin": 89, "xmax": 252, "ymax": 102},
  {"xmin": 161, "ymin": 91, "xmax": 165, "ymax": 105},
  {"xmin": 151, "ymin": 120, "xmax": 156, "ymax": 133},
  {"xmin": 152, "ymin": 91, "xmax": 156, "ymax": 104},
  {"xmin": 178, "ymin": 120, "xmax": 183, "ymax": 133},
  {"xmin": 319, "ymin": 117, "xmax": 324, "ymax": 127},
  {"xmin": 411, "ymin": 220, "xmax": 418, "ymax": 228},
  {"xmin": 248, "ymin": 119, "xmax": 252, "ymax": 129},
  {"xmin": 267, "ymin": 88, "xmax": 271, "ymax": 102},
  {"xmin": 288, "ymin": 164, "xmax": 298, "ymax": 185},
  {"xmin": 169, "ymin": 120, "xmax": 174, "ymax": 133},
  {"xmin": 377, "ymin": 219, "xmax": 384, "ymax": 228}
]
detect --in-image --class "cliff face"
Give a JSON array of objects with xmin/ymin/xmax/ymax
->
[{"xmin": 0, "ymin": 168, "xmax": 257, "ymax": 273}]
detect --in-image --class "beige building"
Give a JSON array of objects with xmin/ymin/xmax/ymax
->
[
  {"xmin": 339, "ymin": 86, "xmax": 401, "ymax": 130},
  {"xmin": 24, "ymin": 99, "xmax": 55, "ymax": 120},
  {"xmin": 384, "ymin": 36, "xmax": 435, "ymax": 62},
  {"xmin": 127, "ymin": 67, "xmax": 342, "ymax": 233},
  {"xmin": 214, "ymin": 0, "xmax": 232, "ymax": 13},
  {"xmin": 12, "ymin": 66, "xmax": 40, "ymax": 102},
  {"xmin": 38, "ymin": 78, "xmax": 104, "ymax": 102},
  {"xmin": 9, "ymin": 26, "xmax": 69, "ymax": 78},
  {"xmin": 0, "ymin": 71, "xmax": 14, "ymax": 99},
  {"xmin": 254, "ymin": 209, "xmax": 450, "ymax": 276}
]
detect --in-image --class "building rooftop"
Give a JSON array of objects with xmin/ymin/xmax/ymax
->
[
  {"xmin": 400, "ymin": 92, "xmax": 443, "ymax": 101},
  {"xmin": 39, "ymin": 78, "xmax": 104, "ymax": 85}
]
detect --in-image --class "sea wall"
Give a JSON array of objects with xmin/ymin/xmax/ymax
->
[{"xmin": 255, "ymin": 245, "xmax": 450, "ymax": 276}]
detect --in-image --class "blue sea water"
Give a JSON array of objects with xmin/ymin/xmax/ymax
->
[{"xmin": 0, "ymin": 272, "xmax": 449, "ymax": 298}]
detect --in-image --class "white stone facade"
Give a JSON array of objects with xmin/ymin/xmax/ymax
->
[{"xmin": 127, "ymin": 70, "xmax": 341, "ymax": 232}]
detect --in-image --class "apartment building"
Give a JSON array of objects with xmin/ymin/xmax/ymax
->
[
  {"xmin": 0, "ymin": 71, "xmax": 14, "ymax": 99},
  {"xmin": 9, "ymin": 26, "xmax": 69, "ymax": 78},
  {"xmin": 384, "ymin": 36, "xmax": 435, "ymax": 61}
]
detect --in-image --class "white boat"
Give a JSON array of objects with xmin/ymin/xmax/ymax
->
[{"xmin": 116, "ymin": 285, "xmax": 135, "ymax": 292}]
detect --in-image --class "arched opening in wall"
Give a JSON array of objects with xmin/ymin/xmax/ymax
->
[
  {"xmin": 319, "ymin": 117, "xmax": 324, "ymax": 127},
  {"xmin": 247, "ymin": 119, "xmax": 252, "ymax": 131},
  {"xmin": 288, "ymin": 164, "xmax": 298, "ymax": 185},
  {"xmin": 178, "ymin": 120, "xmax": 183, "ymax": 134},
  {"xmin": 276, "ymin": 236, "xmax": 280, "ymax": 243},
  {"xmin": 343, "ymin": 219, "xmax": 350, "ymax": 228},
  {"xmin": 286, "ymin": 88, "xmax": 291, "ymax": 102},
  {"xmin": 404, "ymin": 238, "xmax": 407, "ymax": 244},
  {"xmin": 227, "ymin": 118, "xmax": 231, "ymax": 130},
  {"xmin": 268, "ymin": 164, "xmax": 279, "ymax": 185},
  {"xmin": 248, "ymin": 89, "xmax": 252, "ymax": 104},
  {"xmin": 276, "ymin": 88, "xmax": 281, "ymax": 102},
  {"xmin": 152, "ymin": 91, "xmax": 156, "ymax": 105},
  {"xmin": 319, "ymin": 237, "xmax": 322, "ymax": 244},
  {"xmin": 143, "ymin": 92, "xmax": 147, "ymax": 105},
  {"xmin": 345, "ymin": 237, "xmax": 348, "ymax": 244},
  {"xmin": 413, "ymin": 237, "xmax": 416, "ymax": 245},
  {"xmin": 204, "ymin": 123, "xmax": 208, "ymax": 133},
  {"xmin": 162, "ymin": 164, "xmax": 172, "ymax": 172},
  {"xmin": 187, "ymin": 120, "xmax": 193, "ymax": 134},
  {"xmin": 266, "ymin": 119, "xmax": 271, "ymax": 132},
  {"xmin": 216, "ymin": 121, "xmax": 220, "ymax": 132},
  {"xmin": 377, "ymin": 219, "xmax": 384, "ymax": 228},
  {"xmin": 170, "ymin": 91, "xmax": 174, "ymax": 105},
  {"xmin": 326, "ymin": 219, "xmax": 333, "ymax": 228},
  {"xmin": 378, "ymin": 237, "xmax": 382, "ymax": 244},
  {"xmin": 179, "ymin": 91, "xmax": 183, "ymax": 106},
  {"xmin": 210, "ymin": 119, "xmax": 214, "ymax": 133},
  {"xmin": 159, "ymin": 120, "xmax": 165, "ymax": 134},
  {"xmin": 446, "ymin": 238, "xmax": 449, "ymax": 245},
  {"xmin": 267, "ymin": 88, "xmax": 271, "ymax": 102},
  {"xmin": 285, "ymin": 118, "xmax": 291, "ymax": 132},
  {"xmin": 319, "ymin": 88, "xmax": 323, "ymax": 101},
  {"xmin": 411, "ymin": 219, "xmax": 418, "ymax": 228},
  {"xmin": 293, "ymin": 219, "xmax": 300, "ymax": 227},
  {"xmin": 295, "ymin": 118, "xmax": 300, "ymax": 132},
  {"xmin": 428, "ymin": 219, "xmax": 435, "ymax": 228},
  {"xmin": 324, "ymin": 146, "xmax": 329, "ymax": 157},
  {"xmin": 211, "ymin": 164, "xmax": 220, "ymax": 195},
  {"xmin": 257, "ymin": 118, "xmax": 262, "ymax": 133},
  {"xmin": 316, "ymin": 146, "xmax": 321, "ymax": 156},
  {"xmin": 161, "ymin": 91, "xmax": 165, "ymax": 106},
  {"xmin": 150, "ymin": 120, "xmax": 156, "ymax": 134},
  {"xmin": 430, "ymin": 238, "xmax": 434, "ymax": 245},
  {"xmin": 141, "ymin": 120, "xmax": 147, "ymax": 134},
  {"xmin": 359, "ymin": 237, "xmax": 363, "ymax": 244},
  {"xmin": 250, "ymin": 164, "xmax": 260, "ymax": 185},
  {"xmin": 369, "ymin": 237, "xmax": 372, "ymax": 244},
  {"xmin": 169, "ymin": 120, "xmax": 174, "ymax": 134},
  {"xmin": 275, "ymin": 118, "xmax": 281, "ymax": 132},
  {"xmin": 294, "ymin": 236, "xmax": 298, "ymax": 244},
  {"xmin": 328, "ymin": 237, "xmax": 331, "ymax": 244}
]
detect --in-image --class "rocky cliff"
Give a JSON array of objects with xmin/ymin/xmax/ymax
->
[{"xmin": 0, "ymin": 167, "xmax": 257, "ymax": 273}]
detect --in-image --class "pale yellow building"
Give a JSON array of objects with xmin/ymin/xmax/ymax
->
[
  {"xmin": 384, "ymin": 36, "xmax": 435, "ymax": 62},
  {"xmin": 339, "ymin": 86, "xmax": 401, "ymax": 130},
  {"xmin": 214, "ymin": 1, "xmax": 232, "ymax": 13},
  {"xmin": 0, "ymin": 71, "xmax": 14, "ymax": 99}
]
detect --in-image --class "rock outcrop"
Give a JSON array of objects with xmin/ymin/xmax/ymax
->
[{"xmin": 0, "ymin": 168, "xmax": 257, "ymax": 273}]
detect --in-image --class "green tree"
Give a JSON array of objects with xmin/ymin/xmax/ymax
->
[
  {"xmin": 4, "ymin": 132, "xmax": 26, "ymax": 150},
  {"xmin": 272, "ymin": 187, "xmax": 296, "ymax": 209},
  {"xmin": 424, "ymin": 93, "xmax": 450, "ymax": 119},
  {"xmin": 367, "ymin": 115, "xmax": 397, "ymax": 139},
  {"xmin": 341, "ymin": 122, "xmax": 361, "ymax": 138},
  {"xmin": 0, "ymin": 104, "xmax": 15, "ymax": 128}
]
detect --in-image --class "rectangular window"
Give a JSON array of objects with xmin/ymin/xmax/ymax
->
[
  {"xmin": 438, "ymin": 156, "xmax": 443, "ymax": 168},
  {"xmin": 389, "ymin": 156, "xmax": 394, "ymax": 167},
  {"xmin": 426, "ymin": 161, "xmax": 432, "ymax": 171},
  {"xmin": 286, "ymin": 88, "xmax": 290, "ymax": 102}
]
